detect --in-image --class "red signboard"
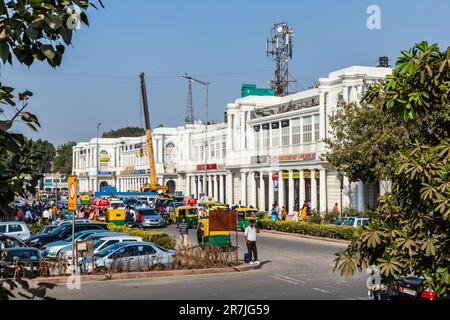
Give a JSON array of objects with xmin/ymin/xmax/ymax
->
[{"xmin": 196, "ymin": 164, "xmax": 219, "ymax": 171}]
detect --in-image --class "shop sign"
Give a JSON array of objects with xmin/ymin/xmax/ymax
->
[
  {"xmin": 99, "ymin": 150, "xmax": 110, "ymax": 163},
  {"xmin": 268, "ymin": 153, "xmax": 316, "ymax": 163},
  {"xmin": 303, "ymin": 171, "xmax": 320, "ymax": 179},
  {"xmin": 196, "ymin": 164, "xmax": 219, "ymax": 171}
]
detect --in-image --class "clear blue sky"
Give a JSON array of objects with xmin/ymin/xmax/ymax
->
[{"xmin": 1, "ymin": 0, "xmax": 449, "ymax": 146}]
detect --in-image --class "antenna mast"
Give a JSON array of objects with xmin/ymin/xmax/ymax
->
[
  {"xmin": 266, "ymin": 22, "xmax": 294, "ymax": 96},
  {"xmin": 185, "ymin": 79, "xmax": 195, "ymax": 124}
]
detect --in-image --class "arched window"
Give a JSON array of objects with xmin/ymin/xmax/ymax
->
[{"xmin": 164, "ymin": 142, "xmax": 176, "ymax": 164}]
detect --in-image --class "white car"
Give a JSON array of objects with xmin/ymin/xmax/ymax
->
[
  {"xmin": 82, "ymin": 242, "xmax": 176, "ymax": 273},
  {"xmin": 62, "ymin": 234, "xmax": 142, "ymax": 263},
  {"xmin": 0, "ymin": 221, "xmax": 31, "ymax": 240},
  {"xmin": 343, "ymin": 217, "xmax": 370, "ymax": 227}
]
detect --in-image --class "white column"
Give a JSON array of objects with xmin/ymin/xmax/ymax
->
[
  {"xmin": 240, "ymin": 112, "xmax": 246, "ymax": 150},
  {"xmin": 226, "ymin": 172, "xmax": 233, "ymax": 205},
  {"xmin": 249, "ymin": 172, "xmax": 256, "ymax": 207},
  {"xmin": 219, "ymin": 175, "xmax": 225, "ymax": 203},
  {"xmin": 240, "ymin": 171, "xmax": 247, "ymax": 206},
  {"xmin": 213, "ymin": 175, "xmax": 219, "ymax": 200},
  {"xmin": 311, "ymin": 171, "xmax": 318, "ymax": 210},
  {"xmin": 259, "ymin": 172, "xmax": 266, "ymax": 211},
  {"xmin": 186, "ymin": 175, "xmax": 191, "ymax": 198},
  {"xmin": 288, "ymin": 171, "xmax": 295, "ymax": 215},
  {"xmin": 299, "ymin": 170, "xmax": 305, "ymax": 205},
  {"xmin": 227, "ymin": 114, "xmax": 233, "ymax": 153},
  {"xmin": 357, "ymin": 181, "xmax": 365, "ymax": 212},
  {"xmin": 268, "ymin": 173, "xmax": 274, "ymax": 209},
  {"xmin": 207, "ymin": 176, "xmax": 212, "ymax": 197},
  {"xmin": 342, "ymin": 86, "xmax": 349, "ymax": 103},
  {"xmin": 320, "ymin": 169, "xmax": 327, "ymax": 213},
  {"xmin": 319, "ymin": 92, "xmax": 326, "ymax": 142},
  {"xmin": 342, "ymin": 176, "xmax": 351, "ymax": 209},
  {"xmin": 278, "ymin": 172, "xmax": 284, "ymax": 209}
]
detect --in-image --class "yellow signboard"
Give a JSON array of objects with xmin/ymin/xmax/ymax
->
[{"xmin": 68, "ymin": 176, "xmax": 77, "ymax": 211}]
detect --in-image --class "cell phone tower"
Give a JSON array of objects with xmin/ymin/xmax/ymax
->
[
  {"xmin": 266, "ymin": 22, "xmax": 294, "ymax": 96},
  {"xmin": 185, "ymin": 78, "xmax": 195, "ymax": 125}
]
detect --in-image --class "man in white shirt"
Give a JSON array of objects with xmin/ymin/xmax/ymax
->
[
  {"xmin": 42, "ymin": 208, "xmax": 50, "ymax": 220},
  {"xmin": 244, "ymin": 220, "xmax": 260, "ymax": 265}
]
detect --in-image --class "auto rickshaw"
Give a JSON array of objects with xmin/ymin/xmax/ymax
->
[
  {"xmin": 171, "ymin": 206, "xmax": 198, "ymax": 228},
  {"xmin": 236, "ymin": 207, "xmax": 260, "ymax": 231},
  {"xmin": 106, "ymin": 208, "xmax": 126, "ymax": 226},
  {"xmin": 196, "ymin": 216, "xmax": 231, "ymax": 248}
]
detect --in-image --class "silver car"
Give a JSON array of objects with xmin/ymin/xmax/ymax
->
[{"xmin": 82, "ymin": 242, "xmax": 176, "ymax": 273}]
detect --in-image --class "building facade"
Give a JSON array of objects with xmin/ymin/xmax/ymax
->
[{"xmin": 73, "ymin": 65, "xmax": 392, "ymax": 214}]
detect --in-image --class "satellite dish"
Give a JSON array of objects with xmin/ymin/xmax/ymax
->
[{"xmin": 277, "ymin": 26, "xmax": 283, "ymax": 33}]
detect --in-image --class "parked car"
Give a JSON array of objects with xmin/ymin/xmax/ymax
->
[
  {"xmin": 0, "ymin": 234, "xmax": 28, "ymax": 248},
  {"xmin": 332, "ymin": 217, "xmax": 349, "ymax": 225},
  {"xmin": 25, "ymin": 223, "xmax": 108, "ymax": 249},
  {"xmin": 52, "ymin": 219, "xmax": 91, "ymax": 226},
  {"xmin": 39, "ymin": 225, "xmax": 59, "ymax": 234},
  {"xmin": 58, "ymin": 232, "xmax": 126, "ymax": 259},
  {"xmin": 41, "ymin": 229, "xmax": 114, "ymax": 259},
  {"xmin": 386, "ymin": 276, "xmax": 450, "ymax": 300},
  {"xmin": 342, "ymin": 217, "xmax": 370, "ymax": 227},
  {"xmin": 138, "ymin": 208, "xmax": 166, "ymax": 228},
  {"xmin": 0, "ymin": 247, "xmax": 43, "ymax": 278},
  {"xmin": 62, "ymin": 234, "xmax": 142, "ymax": 264},
  {"xmin": 0, "ymin": 221, "xmax": 31, "ymax": 240},
  {"xmin": 82, "ymin": 242, "xmax": 176, "ymax": 273}
]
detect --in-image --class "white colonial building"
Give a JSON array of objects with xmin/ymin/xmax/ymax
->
[{"xmin": 73, "ymin": 65, "xmax": 393, "ymax": 214}]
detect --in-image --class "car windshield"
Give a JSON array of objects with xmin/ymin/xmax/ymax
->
[
  {"xmin": 50, "ymin": 224, "xmax": 69, "ymax": 235},
  {"xmin": 96, "ymin": 243, "xmax": 125, "ymax": 258},
  {"xmin": 245, "ymin": 210, "xmax": 258, "ymax": 217},
  {"xmin": 93, "ymin": 239, "xmax": 106, "ymax": 248},
  {"xmin": 186, "ymin": 208, "xmax": 197, "ymax": 215},
  {"xmin": 6, "ymin": 249, "xmax": 41, "ymax": 261},
  {"xmin": 153, "ymin": 244, "xmax": 169, "ymax": 252},
  {"xmin": 344, "ymin": 218, "xmax": 355, "ymax": 226},
  {"xmin": 140, "ymin": 209, "xmax": 157, "ymax": 216}
]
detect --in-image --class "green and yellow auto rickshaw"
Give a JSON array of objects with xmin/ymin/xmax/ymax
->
[
  {"xmin": 106, "ymin": 208, "xmax": 126, "ymax": 226},
  {"xmin": 236, "ymin": 207, "xmax": 260, "ymax": 231},
  {"xmin": 80, "ymin": 194, "xmax": 91, "ymax": 206},
  {"xmin": 172, "ymin": 206, "xmax": 198, "ymax": 228},
  {"xmin": 196, "ymin": 216, "xmax": 231, "ymax": 248}
]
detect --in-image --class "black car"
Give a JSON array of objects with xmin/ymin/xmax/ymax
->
[
  {"xmin": 0, "ymin": 234, "xmax": 28, "ymax": 248},
  {"xmin": 25, "ymin": 223, "xmax": 108, "ymax": 248},
  {"xmin": 387, "ymin": 276, "xmax": 450, "ymax": 300},
  {"xmin": 40, "ymin": 225, "xmax": 59, "ymax": 234},
  {"xmin": 0, "ymin": 247, "xmax": 43, "ymax": 278}
]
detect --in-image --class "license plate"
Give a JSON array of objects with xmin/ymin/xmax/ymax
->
[{"xmin": 401, "ymin": 287, "xmax": 417, "ymax": 296}]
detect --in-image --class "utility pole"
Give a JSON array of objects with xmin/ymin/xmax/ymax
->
[{"xmin": 96, "ymin": 122, "xmax": 102, "ymax": 193}]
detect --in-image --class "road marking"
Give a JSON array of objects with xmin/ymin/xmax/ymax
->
[
  {"xmin": 273, "ymin": 274, "xmax": 306, "ymax": 284},
  {"xmin": 313, "ymin": 288, "xmax": 332, "ymax": 294},
  {"xmin": 269, "ymin": 275, "xmax": 299, "ymax": 285}
]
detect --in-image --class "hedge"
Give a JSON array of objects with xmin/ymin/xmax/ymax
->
[
  {"xmin": 258, "ymin": 219, "xmax": 356, "ymax": 241},
  {"xmin": 107, "ymin": 224, "xmax": 176, "ymax": 250}
]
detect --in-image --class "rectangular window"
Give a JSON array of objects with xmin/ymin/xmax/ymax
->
[
  {"xmin": 222, "ymin": 141, "xmax": 226, "ymax": 157},
  {"xmin": 254, "ymin": 126, "xmax": 260, "ymax": 150},
  {"xmin": 281, "ymin": 120, "xmax": 290, "ymax": 146},
  {"xmin": 303, "ymin": 117, "xmax": 312, "ymax": 143},
  {"xmin": 216, "ymin": 142, "xmax": 220, "ymax": 158},
  {"xmin": 314, "ymin": 115, "xmax": 320, "ymax": 142},
  {"xmin": 292, "ymin": 118, "xmax": 301, "ymax": 145},
  {"xmin": 271, "ymin": 122, "xmax": 280, "ymax": 147},
  {"xmin": 210, "ymin": 139, "xmax": 215, "ymax": 158},
  {"xmin": 262, "ymin": 124, "xmax": 270, "ymax": 148}
]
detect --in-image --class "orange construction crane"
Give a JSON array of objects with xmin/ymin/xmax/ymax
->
[{"xmin": 139, "ymin": 72, "xmax": 169, "ymax": 193}]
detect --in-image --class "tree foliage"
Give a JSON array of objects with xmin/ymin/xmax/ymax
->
[
  {"xmin": 53, "ymin": 140, "xmax": 76, "ymax": 175},
  {"xmin": 334, "ymin": 41, "xmax": 450, "ymax": 298},
  {"xmin": 102, "ymin": 126, "xmax": 145, "ymax": 138},
  {"xmin": 323, "ymin": 97, "xmax": 418, "ymax": 182},
  {"xmin": 31, "ymin": 139, "xmax": 55, "ymax": 172},
  {"xmin": 0, "ymin": 0, "xmax": 103, "ymax": 216}
]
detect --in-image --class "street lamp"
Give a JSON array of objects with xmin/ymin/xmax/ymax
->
[
  {"xmin": 182, "ymin": 74, "xmax": 209, "ymax": 197},
  {"xmin": 96, "ymin": 122, "xmax": 102, "ymax": 193}
]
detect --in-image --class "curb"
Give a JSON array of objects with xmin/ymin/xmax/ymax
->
[
  {"xmin": 29, "ymin": 264, "xmax": 261, "ymax": 286},
  {"xmin": 260, "ymin": 229, "xmax": 351, "ymax": 244}
]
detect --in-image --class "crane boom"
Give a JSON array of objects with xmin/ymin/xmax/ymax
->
[{"xmin": 139, "ymin": 72, "xmax": 168, "ymax": 193}]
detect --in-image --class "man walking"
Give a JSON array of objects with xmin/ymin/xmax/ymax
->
[
  {"xmin": 179, "ymin": 218, "xmax": 189, "ymax": 248},
  {"xmin": 244, "ymin": 220, "xmax": 260, "ymax": 265}
]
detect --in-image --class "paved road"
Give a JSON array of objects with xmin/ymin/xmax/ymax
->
[{"xmin": 48, "ymin": 226, "xmax": 369, "ymax": 300}]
